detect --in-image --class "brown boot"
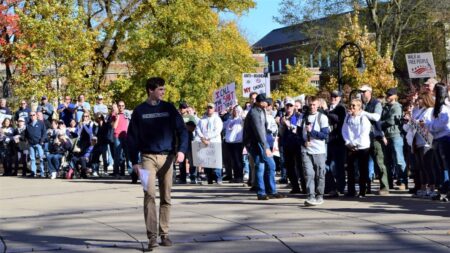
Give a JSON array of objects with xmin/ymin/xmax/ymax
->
[{"xmin": 160, "ymin": 236, "xmax": 173, "ymax": 247}]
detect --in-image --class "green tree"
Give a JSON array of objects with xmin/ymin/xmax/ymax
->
[
  {"xmin": 119, "ymin": 0, "xmax": 256, "ymax": 110},
  {"xmin": 326, "ymin": 12, "xmax": 397, "ymax": 97},
  {"xmin": 77, "ymin": 0, "xmax": 255, "ymax": 91},
  {"xmin": 13, "ymin": 0, "xmax": 97, "ymax": 101},
  {"xmin": 272, "ymin": 63, "xmax": 315, "ymax": 100}
]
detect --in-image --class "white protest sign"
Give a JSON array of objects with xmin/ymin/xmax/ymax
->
[
  {"xmin": 242, "ymin": 73, "xmax": 270, "ymax": 97},
  {"xmin": 213, "ymin": 82, "xmax": 236, "ymax": 112},
  {"xmin": 405, "ymin": 52, "xmax": 436, "ymax": 79},
  {"xmin": 192, "ymin": 141, "xmax": 222, "ymax": 168}
]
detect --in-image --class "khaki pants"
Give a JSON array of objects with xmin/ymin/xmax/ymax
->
[{"xmin": 142, "ymin": 153, "xmax": 175, "ymax": 239}]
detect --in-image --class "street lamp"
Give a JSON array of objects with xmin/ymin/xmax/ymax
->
[{"xmin": 337, "ymin": 42, "xmax": 366, "ymax": 92}]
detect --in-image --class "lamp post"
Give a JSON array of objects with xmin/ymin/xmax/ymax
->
[{"xmin": 337, "ymin": 42, "xmax": 366, "ymax": 92}]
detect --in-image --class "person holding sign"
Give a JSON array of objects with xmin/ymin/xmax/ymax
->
[
  {"xmin": 195, "ymin": 103, "xmax": 224, "ymax": 184},
  {"xmin": 127, "ymin": 77, "xmax": 188, "ymax": 251}
]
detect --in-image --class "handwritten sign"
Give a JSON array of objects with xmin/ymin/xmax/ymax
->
[
  {"xmin": 213, "ymin": 82, "xmax": 236, "ymax": 112},
  {"xmin": 192, "ymin": 141, "xmax": 222, "ymax": 168},
  {"xmin": 242, "ymin": 73, "xmax": 270, "ymax": 97},
  {"xmin": 405, "ymin": 52, "xmax": 436, "ymax": 79}
]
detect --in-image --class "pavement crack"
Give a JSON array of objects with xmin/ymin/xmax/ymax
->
[
  {"xmin": 186, "ymin": 211, "xmax": 297, "ymax": 253},
  {"xmin": 86, "ymin": 218, "xmax": 146, "ymax": 252}
]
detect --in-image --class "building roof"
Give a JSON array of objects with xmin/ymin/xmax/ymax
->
[{"xmin": 252, "ymin": 24, "xmax": 307, "ymax": 49}]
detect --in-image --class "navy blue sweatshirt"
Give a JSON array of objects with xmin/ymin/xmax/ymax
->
[
  {"xmin": 25, "ymin": 120, "xmax": 47, "ymax": 145},
  {"xmin": 127, "ymin": 100, "xmax": 188, "ymax": 165}
]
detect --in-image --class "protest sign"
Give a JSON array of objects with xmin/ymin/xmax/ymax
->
[
  {"xmin": 192, "ymin": 141, "xmax": 222, "ymax": 168},
  {"xmin": 242, "ymin": 73, "xmax": 270, "ymax": 97},
  {"xmin": 213, "ymin": 82, "xmax": 236, "ymax": 112},
  {"xmin": 405, "ymin": 52, "xmax": 436, "ymax": 79}
]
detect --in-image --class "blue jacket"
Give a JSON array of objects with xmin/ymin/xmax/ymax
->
[
  {"xmin": 127, "ymin": 100, "xmax": 188, "ymax": 165},
  {"xmin": 25, "ymin": 120, "xmax": 47, "ymax": 145}
]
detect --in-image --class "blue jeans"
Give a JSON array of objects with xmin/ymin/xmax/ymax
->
[
  {"xmin": 243, "ymin": 154, "xmax": 250, "ymax": 175},
  {"xmin": 29, "ymin": 144, "xmax": 44, "ymax": 176},
  {"xmin": 387, "ymin": 136, "xmax": 407, "ymax": 185},
  {"xmin": 248, "ymin": 144, "xmax": 277, "ymax": 196},
  {"xmin": 47, "ymin": 153, "xmax": 63, "ymax": 173},
  {"xmin": 113, "ymin": 137, "xmax": 131, "ymax": 175},
  {"xmin": 205, "ymin": 168, "xmax": 222, "ymax": 184}
]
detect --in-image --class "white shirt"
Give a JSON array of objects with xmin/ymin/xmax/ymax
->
[
  {"xmin": 342, "ymin": 113, "xmax": 371, "ymax": 150},
  {"xmin": 195, "ymin": 113, "xmax": 223, "ymax": 143},
  {"xmin": 224, "ymin": 117, "xmax": 243, "ymax": 143},
  {"xmin": 297, "ymin": 113, "xmax": 329, "ymax": 155}
]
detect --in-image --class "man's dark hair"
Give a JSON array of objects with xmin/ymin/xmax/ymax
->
[
  {"xmin": 249, "ymin": 92, "xmax": 258, "ymax": 98},
  {"xmin": 146, "ymin": 77, "xmax": 165, "ymax": 92}
]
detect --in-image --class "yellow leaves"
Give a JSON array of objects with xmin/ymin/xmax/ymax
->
[{"xmin": 276, "ymin": 64, "xmax": 316, "ymax": 100}]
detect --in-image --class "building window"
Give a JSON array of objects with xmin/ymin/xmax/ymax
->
[
  {"xmin": 286, "ymin": 58, "xmax": 289, "ymax": 66},
  {"xmin": 271, "ymin": 61, "xmax": 275, "ymax": 73},
  {"xmin": 294, "ymin": 57, "xmax": 297, "ymax": 65},
  {"xmin": 278, "ymin": 59, "xmax": 282, "ymax": 71},
  {"xmin": 265, "ymin": 55, "xmax": 269, "ymax": 64}
]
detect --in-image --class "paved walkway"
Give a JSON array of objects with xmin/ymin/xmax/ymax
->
[{"xmin": 1, "ymin": 177, "xmax": 449, "ymax": 253}]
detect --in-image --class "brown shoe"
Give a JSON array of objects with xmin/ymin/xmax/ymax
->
[
  {"xmin": 398, "ymin": 184, "xmax": 406, "ymax": 191},
  {"xmin": 160, "ymin": 236, "xmax": 173, "ymax": 247},
  {"xmin": 146, "ymin": 237, "xmax": 158, "ymax": 251}
]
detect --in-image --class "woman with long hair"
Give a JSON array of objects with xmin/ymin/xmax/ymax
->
[{"xmin": 425, "ymin": 83, "xmax": 450, "ymax": 201}]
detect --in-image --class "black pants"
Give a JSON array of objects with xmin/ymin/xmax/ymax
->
[
  {"xmin": 283, "ymin": 145, "xmax": 305, "ymax": 192},
  {"xmin": 346, "ymin": 148, "xmax": 370, "ymax": 196},
  {"xmin": 226, "ymin": 142, "xmax": 244, "ymax": 181}
]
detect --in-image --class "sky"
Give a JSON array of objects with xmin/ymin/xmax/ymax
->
[{"xmin": 220, "ymin": 0, "xmax": 285, "ymax": 45}]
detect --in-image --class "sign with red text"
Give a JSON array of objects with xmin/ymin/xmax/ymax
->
[
  {"xmin": 213, "ymin": 82, "xmax": 236, "ymax": 113},
  {"xmin": 242, "ymin": 73, "xmax": 270, "ymax": 97},
  {"xmin": 406, "ymin": 52, "xmax": 436, "ymax": 79}
]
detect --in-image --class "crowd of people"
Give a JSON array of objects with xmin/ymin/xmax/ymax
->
[
  {"xmin": 0, "ymin": 94, "xmax": 133, "ymax": 181},
  {"xmin": 1, "ymin": 78, "xmax": 449, "ymax": 206},
  {"xmin": 176, "ymin": 77, "xmax": 450, "ymax": 204}
]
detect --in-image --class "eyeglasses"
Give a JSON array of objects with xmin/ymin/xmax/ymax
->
[
  {"xmin": 286, "ymin": 104, "xmax": 294, "ymax": 107},
  {"xmin": 30, "ymin": 114, "xmax": 36, "ymax": 116},
  {"xmin": 207, "ymin": 106, "xmax": 214, "ymax": 109},
  {"xmin": 350, "ymin": 104, "xmax": 358, "ymax": 107}
]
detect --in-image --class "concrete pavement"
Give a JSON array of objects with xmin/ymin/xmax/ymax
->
[{"xmin": 1, "ymin": 177, "xmax": 449, "ymax": 253}]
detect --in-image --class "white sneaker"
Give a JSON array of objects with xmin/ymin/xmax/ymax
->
[
  {"xmin": 305, "ymin": 197, "xmax": 318, "ymax": 206},
  {"xmin": 315, "ymin": 196, "xmax": 324, "ymax": 205},
  {"xmin": 50, "ymin": 172, "xmax": 57, "ymax": 179},
  {"xmin": 92, "ymin": 172, "xmax": 99, "ymax": 177},
  {"xmin": 243, "ymin": 173, "xmax": 249, "ymax": 181}
]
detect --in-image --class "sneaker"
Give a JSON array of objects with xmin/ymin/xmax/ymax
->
[
  {"xmin": 257, "ymin": 195, "xmax": 269, "ymax": 200},
  {"xmin": 429, "ymin": 191, "xmax": 441, "ymax": 200},
  {"xmin": 146, "ymin": 237, "xmax": 158, "ymax": 251},
  {"xmin": 92, "ymin": 172, "xmax": 99, "ymax": 177},
  {"xmin": 268, "ymin": 193, "xmax": 286, "ymax": 199},
  {"xmin": 378, "ymin": 189, "xmax": 390, "ymax": 196},
  {"xmin": 304, "ymin": 197, "xmax": 317, "ymax": 206},
  {"xmin": 315, "ymin": 196, "xmax": 324, "ymax": 205},
  {"xmin": 398, "ymin": 183, "xmax": 406, "ymax": 191},
  {"xmin": 160, "ymin": 236, "xmax": 173, "ymax": 247},
  {"xmin": 243, "ymin": 173, "xmax": 249, "ymax": 181},
  {"xmin": 50, "ymin": 172, "xmax": 57, "ymax": 179}
]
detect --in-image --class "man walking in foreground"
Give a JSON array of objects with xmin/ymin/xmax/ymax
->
[{"xmin": 127, "ymin": 77, "xmax": 188, "ymax": 251}]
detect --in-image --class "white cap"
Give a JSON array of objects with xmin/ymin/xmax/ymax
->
[
  {"xmin": 285, "ymin": 99, "xmax": 295, "ymax": 106},
  {"xmin": 359, "ymin": 84, "xmax": 372, "ymax": 92}
]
